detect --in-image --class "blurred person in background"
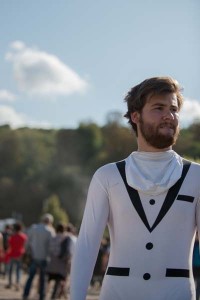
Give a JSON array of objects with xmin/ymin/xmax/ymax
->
[
  {"xmin": 22, "ymin": 213, "xmax": 55, "ymax": 300},
  {"xmin": 1, "ymin": 224, "xmax": 12, "ymax": 277},
  {"xmin": 0, "ymin": 232, "xmax": 4, "ymax": 275},
  {"xmin": 47, "ymin": 222, "xmax": 71, "ymax": 299},
  {"xmin": 5, "ymin": 222, "xmax": 27, "ymax": 291},
  {"xmin": 90, "ymin": 237, "xmax": 110, "ymax": 289},
  {"xmin": 65, "ymin": 223, "xmax": 77, "ymax": 259}
]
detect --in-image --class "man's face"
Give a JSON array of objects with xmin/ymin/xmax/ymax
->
[{"xmin": 133, "ymin": 93, "xmax": 180, "ymax": 150}]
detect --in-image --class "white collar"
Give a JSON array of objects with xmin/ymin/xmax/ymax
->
[{"xmin": 125, "ymin": 150, "xmax": 183, "ymax": 196}]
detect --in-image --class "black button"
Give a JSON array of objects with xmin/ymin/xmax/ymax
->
[
  {"xmin": 149, "ymin": 199, "xmax": 155, "ymax": 205},
  {"xmin": 143, "ymin": 273, "xmax": 151, "ymax": 280},
  {"xmin": 146, "ymin": 242, "xmax": 153, "ymax": 250}
]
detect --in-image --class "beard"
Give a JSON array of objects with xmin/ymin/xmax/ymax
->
[{"xmin": 139, "ymin": 116, "xmax": 180, "ymax": 149}]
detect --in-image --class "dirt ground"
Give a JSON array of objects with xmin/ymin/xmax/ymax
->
[{"xmin": 0, "ymin": 272, "xmax": 100, "ymax": 300}]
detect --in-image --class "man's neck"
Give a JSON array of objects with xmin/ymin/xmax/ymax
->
[{"xmin": 137, "ymin": 140, "xmax": 172, "ymax": 152}]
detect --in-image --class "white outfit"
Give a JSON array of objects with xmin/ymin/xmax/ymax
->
[{"xmin": 70, "ymin": 151, "xmax": 200, "ymax": 300}]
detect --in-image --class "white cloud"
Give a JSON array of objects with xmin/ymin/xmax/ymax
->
[
  {"xmin": 0, "ymin": 105, "xmax": 26, "ymax": 128},
  {"xmin": 0, "ymin": 90, "xmax": 16, "ymax": 102},
  {"xmin": 0, "ymin": 105, "xmax": 51, "ymax": 129},
  {"xmin": 5, "ymin": 41, "xmax": 89, "ymax": 96},
  {"xmin": 10, "ymin": 41, "xmax": 25, "ymax": 51},
  {"xmin": 180, "ymin": 98, "xmax": 200, "ymax": 127}
]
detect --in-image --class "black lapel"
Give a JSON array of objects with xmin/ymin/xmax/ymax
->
[
  {"xmin": 116, "ymin": 160, "xmax": 151, "ymax": 232},
  {"xmin": 150, "ymin": 159, "xmax": 191, "ymax": 232},
  {"xmin": 116, "ymin": 159, "xmax": 191, "ymax": 233}
]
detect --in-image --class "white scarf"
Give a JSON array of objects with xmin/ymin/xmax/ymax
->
[{"xmin": 125, "ymin": 150, "xmax": 183, "ymax": 196}]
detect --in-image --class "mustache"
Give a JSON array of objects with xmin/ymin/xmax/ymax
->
[{"xmin": 159, "ymin": 122, "xmax": 177, "ymax": 130}]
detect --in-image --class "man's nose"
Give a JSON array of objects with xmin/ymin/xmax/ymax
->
[{"xmin": 162, "ymin": 110, "xmax": 174, "ymax": 120}]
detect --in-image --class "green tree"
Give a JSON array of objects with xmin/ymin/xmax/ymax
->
[
  {"xmin": 55, "ymin": 129, "xmax": 79, "ymax": 167},
  {"xmin": 77, "ymin": 122, "xmax": 103, "ymax": 167},
  {"xmin": 42, "ymin": 194, "xmax": 69, "ymax": 225},
  {"xmin": 100, "ymin": 122, "xmax": 136, "ymax": 165},
  {"xmin": 0, "ymin": 125, "xmax": 20, "ymax": 177},
  {"xmin": 16, "ymin": 128, "xmax": 56, "ymax": 182}
]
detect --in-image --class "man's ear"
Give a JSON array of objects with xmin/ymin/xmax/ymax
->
[{"xmin": 131, "ymin": 111, "xmax": 140, "ymax": 124}]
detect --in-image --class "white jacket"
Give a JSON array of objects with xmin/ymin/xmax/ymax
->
[{"xmin": 70, "ymin": 153, "xmax": 200, "ymax": 300}]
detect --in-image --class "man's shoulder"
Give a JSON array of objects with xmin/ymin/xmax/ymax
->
[
  {"xmin": 188, "ymin": 159, "xmax": 200, "ymax": 171},
  {"xmin": 91, "ymin": 159, "xmax": 128, "ymax": 188},
  {"xmin": 182, "ymin": 157, "xmax": 200, "ymax": 166},
  {"xmin": 181, "ymin": 158, "xmax": 200, "ymax": 178},
  {"xmin": 95, "ymin": 158, "xmax": 127, "ymax": 177}
]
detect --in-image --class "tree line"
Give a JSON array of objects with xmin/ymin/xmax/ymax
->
[{"xmin": 0, "ymin": 115, "xmax": 200, "ymax": 228}]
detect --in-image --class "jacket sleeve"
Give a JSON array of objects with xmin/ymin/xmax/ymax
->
[
  {"xmin": 70, "ymin": 170, "xmax": 109, "ymax": 300},
  {"xmin": 196, "ymin": 196, "xmax": 200, "ymax": 246}
]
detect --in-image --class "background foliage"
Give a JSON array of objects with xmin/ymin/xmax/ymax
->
[{"xmin": 0, "ymin": 117, "xmax": 200, "ymax": 228}]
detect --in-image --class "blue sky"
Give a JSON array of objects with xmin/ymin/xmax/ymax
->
[{"xmin": 0, "ymin": 0, "xmax": 200, "ymax": 129}]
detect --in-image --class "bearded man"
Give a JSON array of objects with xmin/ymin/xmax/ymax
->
[{"xmin": 70, "ymin": 77, "xmax": 200, "ymax": 300}]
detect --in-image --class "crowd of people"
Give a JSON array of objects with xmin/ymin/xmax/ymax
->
[
  {"xmin": 0, "ymin": 214, "xmax": 79, "ymax": 300},
  {"xmin": 0, "ymin": 214, "xmax": 111, "ymax": 299}
]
